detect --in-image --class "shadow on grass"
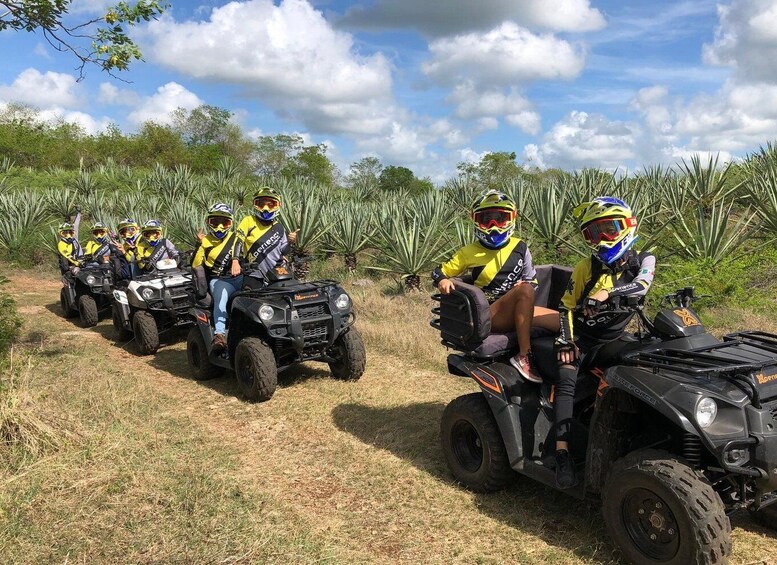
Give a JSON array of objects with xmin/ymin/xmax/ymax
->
[
  {"xmin": 149, "ymin": 347, "xmax": 331, "ymax": 401},
  {"xmin": 332, "ymin": 401, "xmax": 620, "ymax": 563}
]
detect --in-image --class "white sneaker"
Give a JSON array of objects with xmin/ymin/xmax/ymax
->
[{"xmin": 509, "ymin": 353, "xmax": 543, "ymax": 383}]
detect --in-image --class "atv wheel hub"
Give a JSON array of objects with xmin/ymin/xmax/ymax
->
[{"xmin": 622, "ymin": 488, "xmax": 680, "ymax": 561}]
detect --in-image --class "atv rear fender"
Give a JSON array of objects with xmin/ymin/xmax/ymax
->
[
  {"xmin": 447, "ymin": 354, "xmax": 526, "ymax": 466},
  {"xmin": 112, "ymin": 289, "xmax": 131, "ymax": 328}
]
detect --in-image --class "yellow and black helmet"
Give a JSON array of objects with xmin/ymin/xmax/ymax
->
[
  {"xmin": 470, "ymin": 190, "xmax": 517, "ymax": 249},
  {"xmin": 252, "ymin": 186, "xmax": 281, "ymax": 221}
]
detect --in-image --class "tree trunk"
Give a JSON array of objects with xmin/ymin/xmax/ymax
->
[
  {"xmin": 344, "ymin": 253, "xmax": 357, "ymax": 273},
  {"xmin": 404, "ymin": 274, "xmax": 421, "ymax": 292}
]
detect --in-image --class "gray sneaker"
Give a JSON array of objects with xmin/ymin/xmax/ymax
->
[{"xmin": 509, "ymin": 353, "xmax": 542, "ymax": 383}]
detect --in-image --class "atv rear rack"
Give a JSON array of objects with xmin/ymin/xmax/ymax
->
[{"xmin": 621, "ymin": 334, "xmax": 777, "ymax": 409}]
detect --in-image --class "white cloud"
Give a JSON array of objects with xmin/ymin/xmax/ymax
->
[
  {"xmin": 446, "ymin": 83, "xmax": 541, "ymax": 134},
  {"xmin": 423, "ymin": 22, "xmax": 586, "ymax": 87},
  {"xmin": 339, "ymin": 0, "xmax": 605, "ymax": 36},
  {"xmin": 127, "ymin": 82, "xmax": 203, "ymax": 126},
  {"xmin": 37, "ymin": 108, "xmax": 112, "ymax": 135},
  {"xmin": 522, "ymin": 111, "xmax": 638, "ymax": 170},
  {"xmin": 0, "ymin": 68, "xmax": 82, "ymax": 109},
  {"xmin": 33, "ymin": 43, "xmax": 50, "ymax": 59},
  {"xmin": 98, "ymin": 83, "xmax": 140, "ymax": 106},
  {"xmin": 703, "ymin": 0, "xmax": 777, "ymax": 82},
  {"xmin": 142, "ymin": 0, "xmax": 393, "ymax": 135}
]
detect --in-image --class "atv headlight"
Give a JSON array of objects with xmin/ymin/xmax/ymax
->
[
  {"xmin": 335, "ymin": 292, "xmax": 351, "ymax": 311},
  {"xmin": 141, "ymin": 287, "xmax": 156, "ymax": 300},
  {"xmin": 86, "ymin": 274, "xmax": 97, "ymax": 286},
  {"xmin": 695, "ymin": 397, "xmax": 717, "ymax": 429},
  {"xmin": 258, "ymin": 304, "xmax": 274, "ymax": 321}
]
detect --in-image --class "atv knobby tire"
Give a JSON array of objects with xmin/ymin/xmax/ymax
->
[
  {"xmin": 77, "ymin": 294, "xmax": 99, "ymax": 327},
  {"xmin": 60, "ymin": 288, "xmax": 77, "ymax": 318},
  {"xmin": 112, "ymin": 304, "xmax": 132, "ymax": 341},
  {"xmin": 440, "ymin": 393, "xmax": 514, "ymax": 492},
  {"xmin": 749, "ymin": 503, "xmax": 777, "ymax": 531},
  {"xmin": 132, "ymin": 310, "xmax": 160, "ymax": 355},
  {"xmin": 602, "ymin": 449, "xmax": 731, "ymax": 565},
  {"xmin": 234, "ymin": 338, "xmax": 277, "ymax": 402},
  {"xmin": 329, "ymin": 327, "xmax": 366, "ymax": 381},
  {"xmin": 186, "ymin": 327, "xmax": 221, "ymax": 380}
]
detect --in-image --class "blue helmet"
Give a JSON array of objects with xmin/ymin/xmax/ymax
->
[
  {"xmin": 471, "ymin": 191, "xmax": 516, "ymax": 249},
  {"xmin": 573, "ymin": 196, "xmax": 638, "ymax": 264},
  {"xmin": 206, "ymin": 203, "xmax": 234, "ymax": 240}
]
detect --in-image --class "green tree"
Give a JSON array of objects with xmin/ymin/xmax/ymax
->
[
  {"xmin": 287, "ymin": 144, "xmax": 336, "ymax": 186},
  {"xmin": 252, "ymin": 134, "xmax": 304, "ymax": 177},
  {"xmin": 0, "ymin": 1, "xmax": 168, "ymax": 78},
  {"xmin": 133, "ymin": 122, "xmax": 188, "ymax": 168},
  {"xmin": 457, "ymin": 151, "xmax": 523, "ymax": 191},
  {"xmin": 347, "ymin": 156, "xmax": 382, "ymax": 189},
  {"xmin": 379, "ymin": 165, "xmax": 432, "ymax": 195}
]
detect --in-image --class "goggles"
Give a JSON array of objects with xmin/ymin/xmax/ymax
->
[
  {"xmin": 473, "ymin": 209, "xmax": 515, "ymax": 230},
  {"xmin": 581, "ymin": 217, "xmax": 636, "ymax": 246},
  {"xmin": 60, "ymin": 230, "xmax": 75, "ymax": 237},
  {"xmin": 143, "ymin": 230, "xmax": 162, "ymax": 240},
  {"xmin": 92, "ymin": 230, "xmax": 106, "ymax": 237},
  {"xmin": 119, "ymin": 226, "xmax": 137, "ymax": 237},
  {"xmin": 207, "ymin": 216, "xmax": 233, "ymax": 229},
  {"xmin": 254, "ymin": 196, "xmax": 280, "ymax": 211}
]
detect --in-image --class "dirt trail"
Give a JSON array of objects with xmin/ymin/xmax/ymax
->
[{"xmin": 9, "ymin": 272, "xmax": 777, "ymax": 564}]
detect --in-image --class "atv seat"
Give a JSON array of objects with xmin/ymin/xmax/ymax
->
[
  {"xmin": 192, "ymin": 266, "xmax": 213, "ymax": 309},
  {"xmin": 431, "ymin": 264, "xmax": 573, "ymax": 361}
]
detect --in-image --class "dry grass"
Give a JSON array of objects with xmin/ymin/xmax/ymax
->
[{"xmin": 0, "ymin": 265, "xmax": 775, "ymax": 564}]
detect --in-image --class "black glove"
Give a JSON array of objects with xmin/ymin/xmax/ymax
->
[{"xmin": 555, "ymin": 339, "xmax": 579, "ymax": 365}]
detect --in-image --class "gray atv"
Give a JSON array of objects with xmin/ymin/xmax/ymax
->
[
  {"xmin": 112, "ymin": 258, "xmax": 194, "ymax": 354},
  {"xmin": 60, "ymin": 256, "xmax": 114, "ymax": 327},
  {"xmin": 186, "ymin": 263, "xmax": 366, "ymax": 402},
  {"xmin": 431, "ymin": 265, "xmax": 777, "ymax": 565}
]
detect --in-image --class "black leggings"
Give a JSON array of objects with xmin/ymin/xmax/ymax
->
[{"xmin": 554, "ymin": 337, "xmax": 601, "ymax": 444}]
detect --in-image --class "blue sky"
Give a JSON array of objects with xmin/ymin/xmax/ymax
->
[{"xmin": 1, "ymin": 0, "xmax": 776, "ymax": 181}]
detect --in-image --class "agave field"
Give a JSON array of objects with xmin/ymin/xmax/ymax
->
[{"xmin": 1, "ymin": 146, "xmax": 776, "ymax": 294}]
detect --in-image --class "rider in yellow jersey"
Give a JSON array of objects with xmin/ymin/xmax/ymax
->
[
  {"xmin": 234, "ymin": 186, "xmax": 297, "ymax": 285},
  {"xmin": 135, "ymin": 220, "xmax": 179, "ymax": 272},
  {"xmin": 192, "ymin": 203, "xmax": 242, "ymax": 351},
  {"xmin": 56, "ymin": 212, "xmax": 83, "ymax": 274},
  {"xmin": 551, "ymin": 197, "xmax": 656, "ymax": 489},
  {"xmin": 83, "ymin": 222, "xmax": 112, "ymax": 264},
  {"xmin": 432, "ymin": 190, "xmax": 557, "ymax": 382}
]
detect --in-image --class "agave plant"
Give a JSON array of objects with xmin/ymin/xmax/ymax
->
[
  {"xmin": 744, "ymin": 162, "xmax": 777, "ymax": 236},
  {"xmin": 166, "ymin": 200, "xmax": 203, "ymax": 251},
  {"xmin": 43, "ymin": 187, "xmax": 76, "ymax": 220},
  {"xmin": 278, "ymin": 189, "xmax": 328, "ymax": 279},
  {"xmin": 325, "ymin": 202, "xmax": 377, "ymax": 272},
  {"xmin": 69, "ymin": 171, "xmax": 100, "ymax": 197},
  {"xmin": 442, "ymin": 176, "xmax": 478, "ymax": 215},
  {"xmin": 0, "ymin": 156, "xmax": 15, "ymax": 173},
  {"xmin": 523, "ymin": 179, "xmax": 575, "ymax": 253},
  {"xmin": 680, "ymin": 154, "xmax": 741, "ymax": 209},
  {"xmin": 369, "ymin": 214, "xmax": 450, "ymax": 291},
  {"xmin": 671, "ymin": 199, "xmax": 755, "ymax": 267},
  {"xmin": 0, "ymin": 191, "xmax": 50, "ymax": 259}
]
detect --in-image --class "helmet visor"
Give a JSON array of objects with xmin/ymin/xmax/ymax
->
[
  {"xmin": 254, "ymin": 196, "xmax": 280, "ymax": 212},
  {"xmin": 581, "ymin": 217, "xmax": 636, "ymax": 245},
  {"xmin": 60, "ymin": 230, "xmax": 74, "ymax": 237},
  {"xmin": 143, "ymin": 230, "xmax": 162, "ymax": 241},
  {"xmin": 474, "ymin": 209, "xmax": 514, "ymax": 230},
  {"xmin": 92, "ymin": 229, "xmax": 106, "ymax": 238},
  {"xmin": 119, "ymin": 226, "xmax": 137, "ymax": 238},
  {"xmin": 207, "ymin": 216, "xmax": 233, "ymax": 230}
]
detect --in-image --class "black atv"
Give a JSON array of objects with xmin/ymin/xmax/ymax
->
[
  {"xmin": 186, "ymin": 264, "xmax": 366, "ymax": 402},
  {"xmin": 59, "ymin": 255, "xmax": 114, "ymax": 327},
  {"xmin": 111, "ymin": 257, "xmax": 194, "ymax": 354},
  {"xmin": 431, "ymin": 265, "xmax": 777, "ymax": 565}
]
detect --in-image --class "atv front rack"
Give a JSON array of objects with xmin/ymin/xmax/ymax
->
[{"xmin": 622, "ymin": 333, "xmax": 777, "ymax": 409}]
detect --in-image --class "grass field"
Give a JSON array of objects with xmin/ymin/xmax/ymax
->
[{"xmin": 1, "ymin": 265, "xmax": 776, "ymax": 564}]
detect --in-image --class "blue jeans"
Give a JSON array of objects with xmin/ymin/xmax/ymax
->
[{"xmin": 209, "ymin": 275, "xmax": 243, "ymax": 335}]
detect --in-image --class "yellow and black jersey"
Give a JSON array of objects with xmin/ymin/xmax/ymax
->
[
  {"xmin": 192, "ymin": 232, "xmax": 239, "ymax": 279},
  {"xmin": 57, "ymin": 239, "xmax": 83, "ymax": 270},
  {"xmin": 432, "ymin": 237, "xmax": 538, "ymax": 303},
  {"xmin": 83, "ymin": 240, "xmax": 111, "ymax": 261},
  {"xmin": 136, "ymin": 238, "xmax": 179, "ymax": 271},
  {"xmin": 559, "ymin": 250, "xmax": 656, "ymax": 343},
  {"xmin": 236, "ymin": 216, "xmax": 290, "ymax": 275}
]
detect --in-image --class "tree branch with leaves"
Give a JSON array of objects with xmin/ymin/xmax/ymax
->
[{"xmin": 0, "ymin": 0, "xmax": 167, "ymax": 79}]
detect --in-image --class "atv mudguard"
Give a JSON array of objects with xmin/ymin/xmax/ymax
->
[
  {"xmin": 190, "ymin": 307, "xmax": 215, "ymax": 341},
  {"xmin": 112, "ymin": 289, "xmax": 132, "ymax": 329},
  {"xmin": 62, "ymin": 279, "xmax": 77, "ymax": 310},
  {"xmin": 447, "ymin": 354, "xmax": 528, "ymax": 467}
]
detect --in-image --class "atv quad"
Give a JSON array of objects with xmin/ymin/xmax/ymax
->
[
  {"xmin": 60, "ymin": 255, "xmax": 114, "ymax": 327},
  {"xmin": 112, "ymin": 258, "xmax": 194, "ymax": 354},
  {"xmin": 431, "ymin": 265, "xmax": 777, "ymax": 565},
  {"xmin": 186, "ymin": 263, "xmax": 366, "ymax": 402}
]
